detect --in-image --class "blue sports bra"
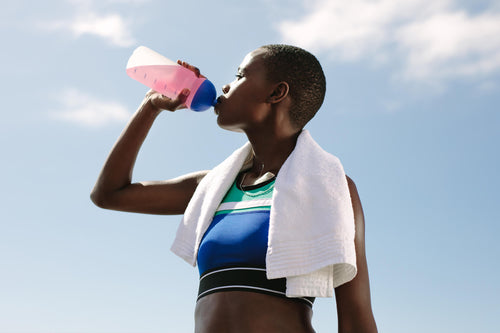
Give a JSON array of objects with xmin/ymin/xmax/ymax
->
[
  {"xmin": 197, "ymin": 174, "xmax": 275, "ymax": 275},
  {"xmin": 196, "ymin": 174, "xmax": 314, "ymax": 307}
]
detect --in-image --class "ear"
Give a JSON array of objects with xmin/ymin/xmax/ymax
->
[{"xmin": 268, "ymin": 82, "xmax": 289, "ymax": 104}]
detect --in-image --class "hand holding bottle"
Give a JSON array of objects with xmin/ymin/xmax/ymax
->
[
  {"xmin": 145, "ymin": 59, "xmax": 205, "ymax": 111},
  {"xmin": 127, "ymin": 46, "xmax": 217, "ymax": 112}
]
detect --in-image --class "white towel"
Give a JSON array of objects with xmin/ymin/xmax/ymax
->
[{"xmin": 170, "ymin": 130, "xmax": 357, "ymax": 297}]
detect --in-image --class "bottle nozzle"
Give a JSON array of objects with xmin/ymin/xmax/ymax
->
[{"xmin": 190, "ymin": 79, "xmax": 217, "ymax": 112}]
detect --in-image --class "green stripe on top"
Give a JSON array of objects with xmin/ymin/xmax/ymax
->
[
  {"xmin": 214, "ymin": 176, "xmax": 275, "ymax": 216},
  {"xmin": 221, "ymin": 177, "xmax": 275, "ymax": 203}
]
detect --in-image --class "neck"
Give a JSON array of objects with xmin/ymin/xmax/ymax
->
[{"xmin": 244, "ymin": 127, "xmax": 301, "ymax": 176}]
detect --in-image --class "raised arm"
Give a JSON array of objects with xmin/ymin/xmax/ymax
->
[
  {"xmin": 90, "ymin": 87, "xmax": 208, "ymax": 215},
  {"xmin": 335, "ymin": 176, "xmax": 378, "ymax": 333}
]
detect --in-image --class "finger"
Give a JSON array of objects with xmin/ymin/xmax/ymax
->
[
  {"xmin": 171, "ymin": 91, "xmax": 190, "ymax": 111},
  {"xmin": 177, "ymin": 60, "xmax": 205, "ymax": 78},
  {"xmin": 154, "ymin": 89, "xmax": 190, "ymax": 111},
  {"xmin": 175, "ymin": 88, "xmax": 190, "ymax": 105}
]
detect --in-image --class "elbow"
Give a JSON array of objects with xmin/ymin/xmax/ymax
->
[{"xmin": 90, "ymin": 188, "xmax": 109, "ymax": 209}]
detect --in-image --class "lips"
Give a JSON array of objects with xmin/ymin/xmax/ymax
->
[
  {"xmin": 214, "ymin": 96, "xmax": 224, "ymax": 115},
  {"xmin": 213, "ymin": 98, "xmax": 220, "ymax": 115}
]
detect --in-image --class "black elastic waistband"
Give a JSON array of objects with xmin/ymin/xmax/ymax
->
[{"xmin": 197, "ymin": 267, "xmax": 315, "ymax": 307}]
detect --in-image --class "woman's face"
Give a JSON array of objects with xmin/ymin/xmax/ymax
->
[{"xmin": 214, "ymin": 48, "xmax": 274, "ymax": 132}]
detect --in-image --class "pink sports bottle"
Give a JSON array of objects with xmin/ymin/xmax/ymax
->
[{"xmin": 126, "ymin": 46, "xmax": 217, "ymax": 111}]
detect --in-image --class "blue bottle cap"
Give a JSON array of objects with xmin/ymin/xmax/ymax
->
[{"xmin": 190, "ymin": 79, "xmax": 217, "ymax": 112}]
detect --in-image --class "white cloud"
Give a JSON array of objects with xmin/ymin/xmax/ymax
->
[
  {"xmin": 52, "ymin": 89, "xmax": 131, "ymax": 128},
  {"xmin": 69, "ymin": 12, "xmax": 136, "ymax": 47},
  {"xmin": 41, "ymin": 1, "xmax": 136, "ymax": 47},
  {"xmin": 396, "ymin": 11, "xmax": 500, "ymax": 80},
  {"xmin": 278, "ymin": 0, "xmax": 500, "ymax": 81}
]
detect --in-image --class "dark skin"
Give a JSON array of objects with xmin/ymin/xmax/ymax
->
[{"xmin": 91, "ymin": 48, "xmax": 377, "ymax": 332}]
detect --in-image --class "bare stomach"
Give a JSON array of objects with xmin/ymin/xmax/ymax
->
[{"xmin": 194, "ymin": 291, "xmax": 316, "ymax": 333}]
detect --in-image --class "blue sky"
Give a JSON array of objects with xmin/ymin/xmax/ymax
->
[{"xmin": 1, "ymin": 0, "xmax": 499, "ymax": 332}]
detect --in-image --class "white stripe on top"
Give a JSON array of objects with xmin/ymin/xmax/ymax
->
[{"xmin": 216, "ymin": 199, "xmax": 272, "ymax": 212}]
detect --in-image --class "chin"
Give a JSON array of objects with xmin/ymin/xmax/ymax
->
[
  {"xmin": 219, "ymin": 125, "xmax": 244, "ymax": 133},
  {"xmin": 217, "ymin": 119, "xmax": 244, "ymax": 133}
]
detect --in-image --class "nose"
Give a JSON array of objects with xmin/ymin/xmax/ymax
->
[{"xmin": 222, "ymin": 84, "xmax": 230, "ymax": 94}]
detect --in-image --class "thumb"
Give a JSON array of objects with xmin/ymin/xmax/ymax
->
[
  {"xmin": 170, "ymin": 88, "xmax": 191, "ymax": 111},
  {"xmin": 178, "ymin": 88, "xmax": 190, "ymax": 103}
]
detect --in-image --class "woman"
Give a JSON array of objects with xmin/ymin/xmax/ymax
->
[{"xmin": 91, "ymin": 44, "xmax": 377, "ymax": 333}]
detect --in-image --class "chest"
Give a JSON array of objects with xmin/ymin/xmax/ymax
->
[{"xmin": 197, "ymin": 176, "xmax": 275, "ymax": 275}]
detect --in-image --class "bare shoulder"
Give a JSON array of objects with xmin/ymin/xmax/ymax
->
[
  {"xmin": 135, "ymin": 169, "xmax": 210, "ymax": 193},
  {"xmin": 345, "ymin": 175, "xmax": 358, "ymax": 195},
  {"xmin": 166, "ymin": 169, "xmax": 210, "ymax": 185},
  {"xmin": 345, "ymin": 175, "xmax": 363, "ymax": 215}
]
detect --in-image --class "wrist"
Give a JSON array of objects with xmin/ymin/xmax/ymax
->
[{"xmin": 140, "ymin": 97, "xmax": 163, "ymax": 116}]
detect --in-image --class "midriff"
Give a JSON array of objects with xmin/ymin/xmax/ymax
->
[{"xmin": 194, "ymin": 291, "xmax": 315, "ymax": 333}]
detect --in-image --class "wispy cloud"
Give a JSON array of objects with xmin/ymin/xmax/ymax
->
[
  {"xmin": 69, "ymin": 12, "xmax": 136, "ymax": 47},
  {"xmin": 396, "ymin": 11, "xmax": 500, "ymax": 80},
  {"xmin": 41, "ymin": 0, "xmax": 137, "ymax": 47},
  {"xmin": 278, "ymin": 0, "xmax": 500, "ymax": 82},
  {"xmin": 52, "ymin": 89, "xmax": 131, "ymax": 128}
]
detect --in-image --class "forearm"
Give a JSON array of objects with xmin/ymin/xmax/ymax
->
[{"xmin": 90, "ymin": 98, "xmax": 161, "ymax": 205}]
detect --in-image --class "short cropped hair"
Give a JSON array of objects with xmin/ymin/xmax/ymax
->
[{"xmin": 260, "ymin": 44, "xmax": 326, "ymax": 129}]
